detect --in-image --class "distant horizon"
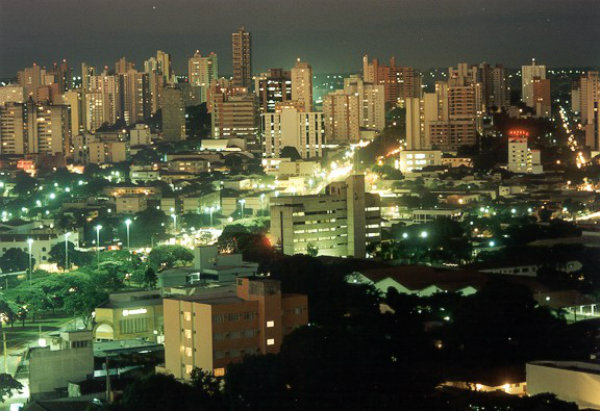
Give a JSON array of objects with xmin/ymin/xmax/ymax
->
[{"xmin": 1, "ymin": 0, "xmax": 599, "ymax": 78}]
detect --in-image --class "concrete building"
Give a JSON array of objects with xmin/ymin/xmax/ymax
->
[
  {"xmin": 28, "ymin": 331, "xmax": 94, "ymax": 398},
  {"xmin": 86, "ymin": 71, "xmax": 121, "ymax": 128},
  {"xmin": 0, "ymin": 84, "xmax": 25, "ymax": 105},
  {"xmin": 87, "ymin": 140, "xmax": 127, "ymax": 164},
  {"xmin": 116, "ymin": 195, "xmax": 148, "ymax": 214},
  {"xmin": 291, "ymin": 58, "xmax": 313, "ymax": 110},
  {"xmin": 191, "ymin": 245, "xmax": 259, "ymax": 283},
  {"xmin": 263, "ymin": 104, "xmax": 325, "ymax": 159},
  {"xmin": 526, "ymin": 361, "xmax": 600, "ymax": 409},
  {"xmin": 61, "ymin": 90, "xmax": 84, "ymax": 138},
  {"xmin": 162, "ymin": 277, "xmax": 308, "ymax": 378},
  {"xmin": 120, "ymin": 69, "xmax": 150, "ymax": 125},
  {"xmin": 0, "ymin": 228, "xmax": 71, "ymax": 267},
  {"xmin": 161, "ymin": 86, "xmax": 186, "ymax": 141},
  {"xmin": 255, "ymin": 68, "xmax": 292, "ymax": 113},
  {"xmin": 532, "ymin": 77, "xmax": 551, "ymax": 118},
  {"xmin": 211, "ymin": 94, "xmax": 260, "ymax": 151},
  {"xmin": 129, "ymin": 123, "xmax": 152, "ymax": 146},
  {"xmin": 479, "ymin": 63, "xmax": 510, "ymax": 110},
  {"xmin": 522, "ymin": 59, "xmax": 546, "ymax": 108},
  {"xmin": 94, "ymin": 290, "xmax": 164, "ymax": 341},
  {"xmin": 344, "ymin": 76, "xmax": 386, "ymax": 132},
  {"xmin": 0, "ymin": 101, "xmax": 69, "ymax": 156},
  {"xmin": 322, "ymin": 91, "xmax": 360, "ymax": 142},
  {"xmin": 362, "ymin": 55, "xmax": 421, "ymax": 106},
  {"xmin": 507, "ymin": 129, "xmax": 543, "ymax": 174},
  {"xmin": 156, "ymin": 50, "xmax": 174, "ymax": 84},
  {"xmin": 398, "ymin": 150, "xmax": 442, "ymax": 173},
  {"xmin": 578, "ymin": 71, "xmax": 599, "ymax": 150},
  {"xmin": 270, "ymin": 175, "xmax": 380, "ymax": 258},
  {"xmin": 188, "ymin": 51, "xmax": 218, "ymax": 102},
  {"xmin": 232, "ymin": 27, "xmax": 252, "ymax": 89},
  {"xmin": 17, "ymin": 63, "xmax": 45, "ymax": 99}
]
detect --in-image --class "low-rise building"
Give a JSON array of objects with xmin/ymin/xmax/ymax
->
[
  {"xmin": 162, "ymin": 277, "xmax": 308, "ymax": 378},
  {"xmin": 526, "ymin": 361, "xmax": 600, "ymax": 409},
  {"xmin": 28, "ymin": 331, "xmax": 94, "ymax": 399},
  {"xmin": 94, "ymin": 290, "xmax": 164, "ymax": 342},
  {"xmin": 116, "ymin": 195, "xmax": 148, "ymax": 214},
  {"xmin": 398, "ymin": 150, "xmax": 442, "ymax": 173}
]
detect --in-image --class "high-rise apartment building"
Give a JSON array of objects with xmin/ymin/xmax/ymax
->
[
  {"xmin": 362, "ymin": 55, "xmax": 421, "ymax": 106},
  {"xmin": 255, "ymin": 68, "xmax": 292, "ymax": 113},
  {"xmin": 322, "ymin": 91, "xmax": 360, "ymax": 142},
  {"xmin": 87, "ymin": 71, "xmax": 121, "ymax": 127},
  {"xmin": 115, "ymin": 57, "xmax": 135, "ymax": 75},
  {"xmin": 188, "ymin": 51, "xmax": 218, "ymax": 102},
  {"xmin": 532, "ymin": 77, "xmax": 551, "ymax": 118},
  {"xmin": 161, "ymin": 86, "xmax": 186, "ymax": 141},
  {"xmin": 577, "ymin": 71, "xmax": 599, "ymax": 150},
  {"xmin": 522, "ymin": 59, "xmax": 546, "ymax": 108},
  {"xmin": 262, "ymin": 104, "xmax": 324, "ymax": 159},
  {"xmin": 61, "ymin": 90, "xmax": 84, "ymax": 138},
  {"xmin": 17, "ymin": 63, "xmax": 45, "ymax": 100},
  {"xmin": 211, "ymin": 93, "xmax": 260, "ymax": 150},
  {"xmin": 322, "ymin": 76, "xmax": 384, "ymax": 143},
  {"xmin": 407, "ymin": 78, "xmax": 478, "ymax": 152},
  {"xmin": 291, "ymin": 58, "xmax": 313, "ymax": 110},
  {"xmin": 120, "ymin": 70, "xmax": 150, "ymax": 125},
  {"xmin": 270, "ymin": 175, "xmax": 381, "ymax": 258},
  {"xmin": 156, "ymin": 50, "xmax": 174, "ymax": 84},
  {"xmin": 0, "ymin": 84, "xmax": 25, "ymax": 105},
  {"xmin": 0, "ymin": 101, "xmax": 69, "ymax": 155},
  {"xmin": 163, "ymin": 277, "xmax": 308, "ymax": 378},
  {"xmin": 232, "ymin": 27, "xmax": 252, "ymax": 89},
  {"xmin": 479, "ymin": 63, "xmax": 510, "ymax": 109}
]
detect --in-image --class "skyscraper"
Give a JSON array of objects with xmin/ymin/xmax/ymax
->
[
  {"xmin": 362, "ymin": 55, "xmax": 421, "ymax": 106},
  {"xmin": 522, "ymin": 59, "xmax": 546, "ymax": 108},
  {"xmin": 232, "ymin": 27, "xmax": 252, "ymax": 89},
  {"xmin": 291, "ymin": 58, "xmax": 313, "ymax": 110},
  {"xmin": 578, "ymin": 71, "xmax": 600, "ymax": 149},
  {"xmin": 156, "ymin": 50, "xmax": 174, "ymax": 84},
  {"xmin": 188, "ymin": 51, "xmax": 218, "ymax": 102},
  {"xmin": 161, "ymin": 86, "xmax": 186, "ymax": 141}
]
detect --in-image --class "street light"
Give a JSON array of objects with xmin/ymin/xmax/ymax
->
[
  {"xmin": 239, "ymin": 199, "xmax": 246, "ymax": 219},
  {"xmin": 64, "ymin": 232, "xmax": 71, "ymax": 270},
  {"xmin": 27, "ymin": 238, "xmax": 33, "ymax": 285},
  {"xmin": 95, "ymin": 225, "xmax": 102, "ymax": 268},
  {"xmin": 125, "ymin": 219, "xmax": 132, "ymax": 251}
]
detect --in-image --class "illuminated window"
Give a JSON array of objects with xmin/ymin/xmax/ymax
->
[
  {"xmin": 267, "ymin": 338, "xmax": 275, "ymax": 346},
  {"xmin": 184, "ymin": 312, "xmax": 192, "ymax": 321},
  {"xmin": 185, "ymin": 347, "xmax": 193, "ymax": 357},
  {"xmin": 184, "ymin": 329, "xmax": 192, "ymax": 339},
  {"xmin": 266, "ymin": 321, "xmax": 274, "ymax": 328},
  {"xmin": 185, "ymin": 365, "xmax": 193, "ymax": 375},
  {"xmin": 214, "ymin": 368, "xmax": 225, "ymax": 377}
]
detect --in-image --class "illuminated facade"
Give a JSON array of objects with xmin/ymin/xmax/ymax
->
[
  {"xmin": 270, "ymin": 175, "xmax": 381, "ymax": 258},
  {"xmin": 522, "ymin": 58, "xmax": 546, "ymax": 108},
  {"xmin": 291, "ymin": 58, "xmax": 313, "ymax": 110},
  {"xmin": 232, "ymin": 27, "xmax": 252, "ymax": 89},
  {"xmin": 507, "ymin": 130, "xmax": 543, "ymax": 174},
  {"xmin": 162, "ymin": 277, "xmax": 308, "ymax": 378}
]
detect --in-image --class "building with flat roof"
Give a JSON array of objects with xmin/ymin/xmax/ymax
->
[
  {"xmin": 162, "ymin": 276, "xmax": 308, "ymax": 378},
  {"xmin": 526, "ymin": 361, "xmax": 600, "ymax": 409},
  {"xmin": 270, "ymin": 174, "xmax": 380, "ymax": 258}
]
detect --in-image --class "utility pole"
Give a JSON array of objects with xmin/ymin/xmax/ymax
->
[{"xmin": 105, "ymin": 356, "xmax": 112, "ymax": 403}]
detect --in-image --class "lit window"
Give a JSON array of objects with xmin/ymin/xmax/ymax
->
[
  {"xmin": 214, "ymin": 368, "xmax": 225, "ymax": 377},
  {"xmin": 266, "ymin": 321, "xmax": 274, "ymax": 328},
  {"xmin": 184, "ymin": 312, "xmax": 192, "ymax": 321},
  {"xmin": 184, "ymin": 329, "xmax": 192, "ymax": 339},
  {"xmin": 267, "ymin": 338, "xmax": 275, "ymax": 346},
  {"xmin": 185, "ymin": 347, "xmax": 193, "ymax": 357}
]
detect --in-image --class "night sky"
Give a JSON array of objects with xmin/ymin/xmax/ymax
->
[{"xmin": 1, "ymin": 0, "xmax": 598, "ymax": 77}]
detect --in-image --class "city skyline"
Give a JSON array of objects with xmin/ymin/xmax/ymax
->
[{"xmin": 1, "ymin": 0, "xmax": 599, "ymax": 78}]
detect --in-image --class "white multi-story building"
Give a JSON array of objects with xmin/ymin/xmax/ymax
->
[
  {"xmin": 507, "ymin": 130, "xmax": 543, "ymax": 174},
  {"xmin": 398, "ymin": 150, "xmax": 442, "ymax": 173},
  {"xmin": 263, "ymin": 104, "xmax": 324, "ymax": 159},
  {"xmin": 270, "ymin": 175, "xmax": 380, "ymax": 258},
  {"xmin": 129, "ymin": 123, "xmax": 152, "ymax": 146}
]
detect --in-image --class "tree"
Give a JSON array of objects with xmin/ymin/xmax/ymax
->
[
  {"xmin": 118, "ymin": 373, "xmax": 195, "ymax": 411},
  {"xmin": 63, "ymin": 285, "xmax": 108, "ymax": 328},
  {"xmin": 0, "ymin": 373, "xmax": 23, "ymax": 403},
  {"xmin": 0, "ymin": 300, "xmax": 16, "ymax": 328},
  {"xmin": 148, "ymin": 245, "xmax": 194, "ymax": 271},
  {"xmin": 0, "ymin": 248, "xmax": 32, "ymax": 273},
  {"xmin": 143, "ymin": 266, "xmax": 157, "ymax": 289},
  {"xmin": 48, "ymin": 242, "xmax": 93, "ymax": 269}
]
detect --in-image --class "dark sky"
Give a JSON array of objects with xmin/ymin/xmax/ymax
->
[{"xmin": 1, "ymin": 0, "xmax": 599, "ymax": 77}]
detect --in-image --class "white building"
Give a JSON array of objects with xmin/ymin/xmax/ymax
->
[
  {"xmin": 526, "ymin": 361, "xmax": 600, "ymax": 409},
  {"xmin": 262, "ymin": 104, "xmax": 325, "ymax": 159},
  {"xmin": 270, "ymin": 175, "xmax": 380, "ymax": 258},
  {"xmin": 188, "ymin": 51, "xmax": 218, "ymax": 103},
  {"xmin": 398, "ymin": 150, "xmax": 442, "ymax": 173},
  {"xmin": 507, "ymin": 130, "xmax": 543, "ymax": 174}
]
